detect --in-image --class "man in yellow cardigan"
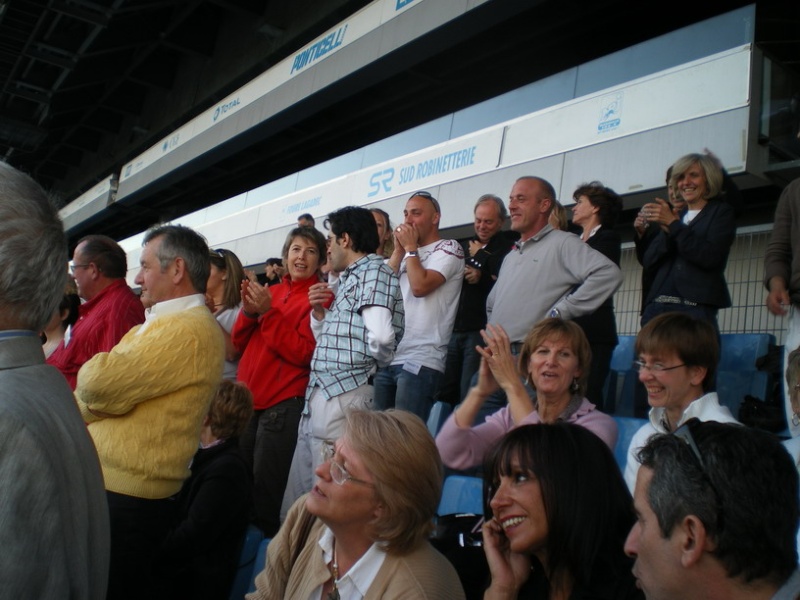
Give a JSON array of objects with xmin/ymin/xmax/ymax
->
[{"xmin": 75, "ymin": 224, "xmax": 225, "ymax": 600}]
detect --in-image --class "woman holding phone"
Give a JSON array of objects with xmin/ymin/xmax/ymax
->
[{"xmin": 482, "ymin": 423, "xmax": 642, "ymax": 600}]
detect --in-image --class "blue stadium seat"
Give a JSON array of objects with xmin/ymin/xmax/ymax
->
[
  {"xmin": 612, "ymin": 416, "xmax": 648, "ymax": 473},
  {"xmin": 427, "ymin": 400, "xmax": 453, "ymax": 437},
  {"xmin": 718, "ymin": 333, "xmax": 775, "ymax": 372},
  {"xmin": 603, "ymin": 336, "xmax": 637, "ymax": 413},
  {"xmin": 246, "ymin": 537, "xmax": 271, "ymax": 596},
  {"xmin": 716, "ymin": 370, "xmax": 771, "ymax": 416},
  {"xmin": 437, "ymin": 475, "xmax": 483, "ymax": 516},
  {"xmin": 610, "ymin": 370, "xmax": 640, "ymax": 417},
  {"xmin": 229, "ymin": 524, "xmax": 264, "ymax": 600},
  {"xmin": 610, "ymin": 336, "xmax": 636, "ymax": 372}
]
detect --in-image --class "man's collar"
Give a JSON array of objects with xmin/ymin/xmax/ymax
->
[
  {"xmin": 515, "ymin": 224, "xmax": 553, "ymax": 250},
  {"xmin": 145, "ymin": 294, "xmax": 205, "ymax": 319},
  {"xmin": 0, "ymin": 330, "xmax": 38, "ymax": 341}
]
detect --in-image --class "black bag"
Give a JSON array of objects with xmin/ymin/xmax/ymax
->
[{"xmin": 430, "ymin": 514, "xmax": 488, "ymax": 600}]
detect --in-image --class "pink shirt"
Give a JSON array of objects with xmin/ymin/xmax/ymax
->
[{"xmin": 435, "ymin": 398, "xmax": 618, "ymax": 470}]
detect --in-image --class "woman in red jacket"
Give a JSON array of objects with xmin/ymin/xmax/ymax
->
[{"xmin": 232, "ymin": 226, "xmax": 329, "ymax": 536}]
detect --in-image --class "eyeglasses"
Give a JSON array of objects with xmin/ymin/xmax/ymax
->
[
  {"xmin": 321, "ymin": 442, "xmax": 373, "ymax": 487},
  {"xmin": 633, "ymin": 360, "xmax": 686, "ymax": 373},
  {"xmin": 409, "ymin": 190, "xmax": 441, "ymax": 214},
  {"xmin": 672, "ymin": 419, "xmax": 724, "ymax": 531},
  {"xmin": 70, "ymin": 263, "xmax": 90, "ymax": 274}
]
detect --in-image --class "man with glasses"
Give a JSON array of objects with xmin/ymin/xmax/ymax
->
[
  {"xmin": 374, "ymin": 191, "xmax": 464, "ymax": 421},
  {"xmin": 623, "ymin": 312, "xmax": 738, "ymax": 492},
  {"xmin": 47, "ymin": 234, "xmax": 144, "ymax": 388},
  {"xmin": 625, "ymin": 419, "xmax": 800, "ymax": 600}
]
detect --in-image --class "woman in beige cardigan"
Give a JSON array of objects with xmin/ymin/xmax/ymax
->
[{"xmin": 247, "ymin": 409, "xmax": 465, "ymax": 600}]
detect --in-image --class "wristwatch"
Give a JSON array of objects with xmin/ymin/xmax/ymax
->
[{"xmin": 405, "ymin": 250, "xmax": 419, "ymax": 258}]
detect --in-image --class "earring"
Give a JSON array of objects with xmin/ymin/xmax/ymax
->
[{"xmin": 570, "ymin": 378, "xmax": 579, "ymax": 394}]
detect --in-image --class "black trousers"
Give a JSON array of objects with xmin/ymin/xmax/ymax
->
[{"xmin": 105, "ymin": 491, "xmax": 175, "ymax": 600}]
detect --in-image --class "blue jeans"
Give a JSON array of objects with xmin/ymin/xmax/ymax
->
[
  {"xmin": 438, "ymin": 330, "xmax": 483, "ymax": 405},
  {"xmin": 373, "ymin": 364, "xmax": 441, "ymax": 422}
]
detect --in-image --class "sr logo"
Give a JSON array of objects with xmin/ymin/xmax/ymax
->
[{"xmin": 367, "ymin": 168, "xmax": 394, "ymax": 197}]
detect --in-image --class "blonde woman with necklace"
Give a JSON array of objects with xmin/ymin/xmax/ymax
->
[{"xmin": 247, "ymin": 409, "xmax": 464, "ymax": 600}]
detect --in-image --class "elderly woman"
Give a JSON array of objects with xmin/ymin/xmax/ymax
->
[
  {"xmin": 231, "ymin": 226, "xmax": 330, "ymax": 537},
  {"xmin": 436, "ymin": 318, "xmax": 617, "ymax": 471},
  {"xmin": 482, "ymin": 423, "xmax": 642, "ymax": 599},
  {"xmin": 207, "ymin": 248, "xmax": 245, "ymax": 380},
  {"xmin": 248, "ymin": 409, "xmax": 464, "ymax": 600},
  {"xmin": 569, "ymin": 181, "xmax": 623, "ymax": 412},
  {"xmin": 637, "ymin": 152, "xmax": 737, "ymax": 331}
]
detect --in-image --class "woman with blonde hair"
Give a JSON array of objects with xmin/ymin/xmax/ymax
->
[
  {"xmin": 249, "ymin": 409, "xmax": 464, "ymax": 599},
  {"xmin": 207, "ymin": 248, "xmax": 246, "ymax": 380},
  {"xmin": 637, "ymin": 152, "xmax": 736, "ymax": 332}
]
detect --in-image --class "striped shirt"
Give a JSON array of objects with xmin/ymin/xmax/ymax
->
[{"xmin": 308, "ymin": 254, "xmax": 404, "ymax": 399}]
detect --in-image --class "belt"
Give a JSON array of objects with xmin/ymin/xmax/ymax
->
[{"xmin": 653, "ymin": 295, "xmax": 698, "ymax": 307}]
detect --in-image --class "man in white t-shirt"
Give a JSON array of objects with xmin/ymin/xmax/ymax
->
[{"xmin": 373, "ymin": 191, "xmax": 464, "ymax": 420}]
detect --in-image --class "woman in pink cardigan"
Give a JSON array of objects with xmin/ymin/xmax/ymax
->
[{"xmin": 436, "ymin": 318, "xmax": 617, "ymax": 470}]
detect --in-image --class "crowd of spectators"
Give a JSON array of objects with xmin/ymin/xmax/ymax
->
[{"xmin": 4, "ymin": 148, "xmax": 800, "ymax": 599}]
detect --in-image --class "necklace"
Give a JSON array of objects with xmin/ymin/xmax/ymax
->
[{"xmin": 327, "ymin": 538, "xmax": 340, "ymax": 600}]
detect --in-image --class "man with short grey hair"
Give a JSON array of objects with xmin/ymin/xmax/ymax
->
[
  {"xmin": 75, "ymin": 224, "xmax": 224, "ymax": 599},
  {"xmin": 0, "ymin": 161, "xmax": 109, "ymax": 598},
  {"xmin": 438, "ymin": 194, "xmax": 517, "ymax": 405}
]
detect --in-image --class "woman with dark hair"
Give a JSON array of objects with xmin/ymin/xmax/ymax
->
[
  {"xmin": 569, "ymin": 181, "xmax": 623, "ymax": 412},
  {"xmin": 232, "ymin": 226, "xmax": 330, "ymax": 537},
  {"xmin": 482, "ymin": 423, "xmax": 642, "ymax": 600},
  {"xmin": 207, "ymin": 248, "xmax": 246, "ymax": 380},
  {"xmin": 41, "ymin": 288, "xmax": 81, "ymax": 358},
  {"xmin": 637, "ymin": 152, "xmax": 737, "ymax": 332},
  {"xmin": 436, "ymin": 318, "xmax": 617, "ymax": 471}
]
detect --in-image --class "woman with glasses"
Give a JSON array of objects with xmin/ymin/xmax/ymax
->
[
  {"xmin": 482, "ymin": 422, "xmax": 641, "ymax": 600},
  {"xmin": 436, "ymin": 318, "xmax": 617, "ymax": 471},
  {"xmin": 207, "ymin": 248, "xmax": 246, "ymax": 380},
  {"xmin": 231, "ymin": 226, "xmax": 330, "ymax": 537},
  {"xmin": 248, "ymin": 409, "xmax": 465, "ymax": 600},
  {"xmin": 623, "ymin": 312, "xmax": 739, "ymax": 493}
]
